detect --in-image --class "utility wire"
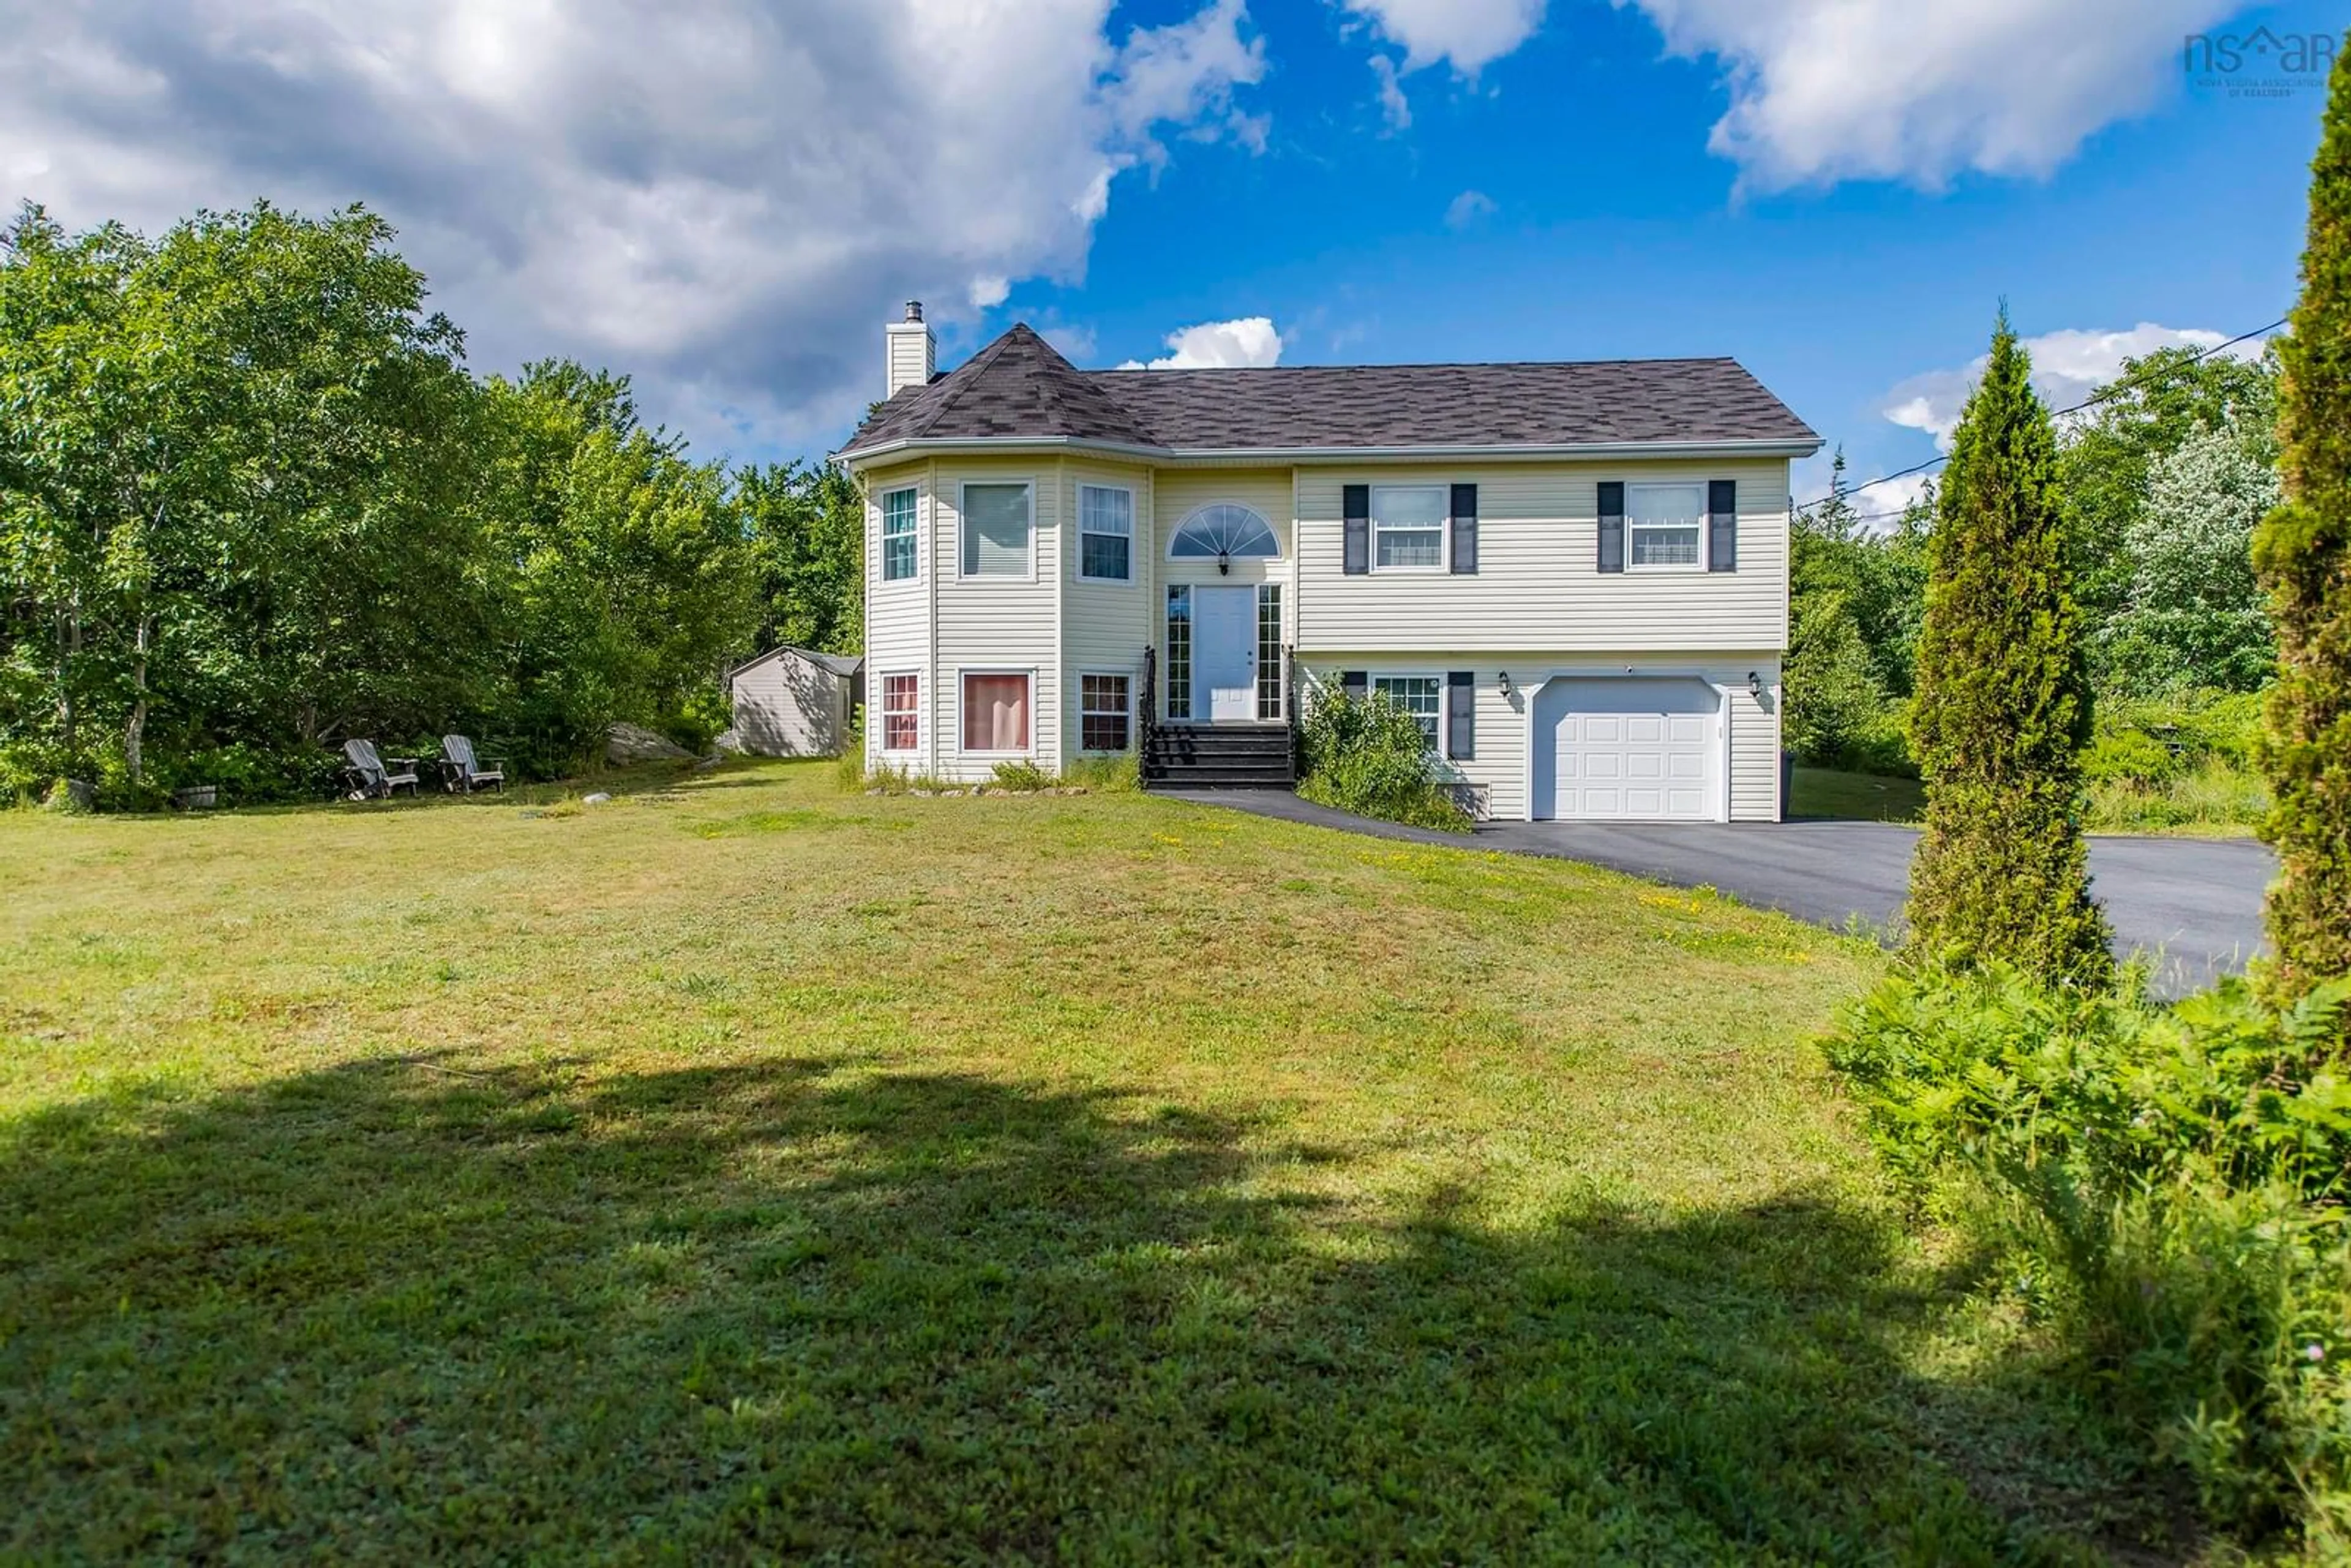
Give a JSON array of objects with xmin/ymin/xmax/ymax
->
[{"xmin": 1795, "ymin": 315, "xmax": 2288, "ymax": 521}]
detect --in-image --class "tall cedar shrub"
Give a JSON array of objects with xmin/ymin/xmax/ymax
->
[
  {"xmin": 2255, "ymin": 48, "xmax": 2351, "ymax": 1000},
  {"xmin": 1905, "ymin": 317, "xmax": 2114, "ymax": 987}
]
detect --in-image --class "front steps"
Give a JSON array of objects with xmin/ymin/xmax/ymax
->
[{"xmin": 1141, "ymin": 723, "xmax": 1295, "ymax": 790}]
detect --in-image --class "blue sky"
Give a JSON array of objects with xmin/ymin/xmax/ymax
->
[
  {"xmin": 997, "ymin": 0, "xmax": 2336, "ymax": 506},
  {"xmin": 1, "ymin": 0, "xmax": 2338, "ymax": 501}
]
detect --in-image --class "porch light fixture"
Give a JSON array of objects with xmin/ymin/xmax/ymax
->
[
  {"xmin": 1217, "ymin": 547, "xmax": 1231, "ymax": 576},
  {"xmin": 1497, "ymin": 670, "xmax": 1513, "ymax": 697},
  {"xmin": 1747, "ymin": 670, "xmax": 1764, "ymax": 701}
]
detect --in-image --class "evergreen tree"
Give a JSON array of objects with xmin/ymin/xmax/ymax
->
[
  {"xmin": 1905, "ymin": 315, "xmax": 2113, "ymax": 986},
  {"xmin": 2254, "ymin": 50, "xmax": 2351, "ymax": 997}
]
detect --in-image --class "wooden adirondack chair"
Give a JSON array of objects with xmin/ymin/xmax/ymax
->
[
  {"xmin": 440, "ymin": 734, "xmax": 506, "ymax": 794},
  {"xmin": 342, "ymin": 739, "xmax": 421, "ymax": 800}
]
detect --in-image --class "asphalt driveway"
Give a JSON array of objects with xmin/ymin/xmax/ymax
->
[{"xmin": 1167, "ymin": 791, "xmax": 2273, "ymax": 994}]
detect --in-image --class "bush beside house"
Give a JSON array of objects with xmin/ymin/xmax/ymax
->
[{"xmin": 1296, "ymin": 689, "xmax": 1472, "ymax": 832}]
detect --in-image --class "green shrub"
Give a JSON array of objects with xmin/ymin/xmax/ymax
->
[
  {"xmin": 1062, "ymin": 752, "xmax": 1140, "ymax": 792},
  {"xmin": 0, "ymin": 739, "xmax": 75, "ymax": 808},
  {"xmin": 2083, "ymin": 726, "xmax": 2181, "ymax": 787},
  {"xmin": 988, "ymin": 759, "xmax": 1056, "ymax": 792},
  {"xmin": 834, "ymin": 713, "xmax": 866, "ymax": 793},
  {"xmin": 1297, "ymin": 689, "xmax": 1471, "ymax": 833},
  {"xmin": 1824, "ymin": 966, "xmax": 2351, "ymax": 1543},
  {"xmin": 2087, "ymin": 760, "xmax": 2271, "ymax": 835},
  {"xmin": 166, "ymin": 743, "xmax": 344, "ymax": 806},
  {"xmin": 2079, "ymin": 691, "xmax": 2272, "ymax": 834}
]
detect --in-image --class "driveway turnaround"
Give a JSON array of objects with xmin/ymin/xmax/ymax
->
[{"xmin": 1166, "ymin": 791, "xmax": 2273, "ymax": 995}]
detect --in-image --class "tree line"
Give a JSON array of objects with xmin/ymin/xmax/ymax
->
[
  {"xmin": 0, "ymin": 201, "xmax": 862, "ymax": 806},
  {"xmin": 1786, "ymin": 340, "xmax": 2284, "ymax": 796}
]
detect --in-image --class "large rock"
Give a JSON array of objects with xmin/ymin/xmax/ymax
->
[
  {"xmin": 604, "ymin": 722, "xmax": 692, "ymax": 765},
  {"xmin": 43, "ymin": 778, "xmax": 96, "ymax": 814}
]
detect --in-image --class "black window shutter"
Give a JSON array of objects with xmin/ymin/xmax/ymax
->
[
  {"xmin": 1597, "ymin": 481, "xmax": 1625, "ymax": 574},
  {"xmin": 1447, "ymin": 670, "xmax": 1474, "ymax": 759},
  {"xmin": 1708, "ymin": 479, "xmax": 1737, "ymax": 572},
  {"xmin": 1341, "ymin": 670, "xmax": 1367, "ymax": 702},
  {"xmin": 1449, "ymin": 483, "xmax": 1477, "ymax": 574},
  {"xmin": 1343, "ymin": 485, "xmax": 1370, "ymax": 575}
]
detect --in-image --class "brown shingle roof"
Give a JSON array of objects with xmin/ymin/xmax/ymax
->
[{"xmin": 841, "ymin": 323, "xmax": 1817, "ymax": 459}]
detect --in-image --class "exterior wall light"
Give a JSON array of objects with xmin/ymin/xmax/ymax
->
[
  {"xmin": 1747, "ymin": 670, "xmax": 1764, "ymax": 702},
  {"xmin": 1217, "ymin": 548, "xmax": 1231, "ymax": 576},
  {"xmin": 1497, "ymin": 671, "xmax": 1513, "ymax": 697}
]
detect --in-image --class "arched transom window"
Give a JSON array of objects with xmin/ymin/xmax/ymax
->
[{"xmin": 1169, "ymin": 503, "xmax": 1280, "ymax": 561}]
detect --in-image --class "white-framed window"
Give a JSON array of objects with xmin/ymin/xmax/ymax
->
[
  {"xmin": 959, "ymin": 481, "xmax": 1033, "ymax": 579},
  {"xmin": 1371, "ymin": 486, "xmax": 1446, "ymax": 570},
  {"xmin": 1078, "ymin": 485, "xmax": 1133, "ymax": 583},
  {"xmin": 1169, "ymin": 503, "xmax": 1281, "ymax": 561},
  {"xmin": 880, "ymin": 487, "xmax": 918, "ymax": 582},
  {"xmin": 880, "ymin": 672, "xmax": 920, "ymax": 752},
  {"xmin": 1164, "ymin": 586, "xmax": 1191, "ymax": 721},
  {"xmin": 1373, "ymin": 673, "xmax": 1442, "ymax": 749},
  {"xmin": 1079, "ymin": 672, "xmax": 1131, "ymax": 752},
  {"xmin": 961, "ymin": 670, "xmax": 1032, "ymax": 753},
  {"xmin": 1627, "ymin": 482, "xmax": 1706, "ymax": 571}
]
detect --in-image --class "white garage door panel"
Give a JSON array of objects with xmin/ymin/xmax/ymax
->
[{"xmin": 1531, "ymin": 678, "xmax": 1722, "ymax": 821}]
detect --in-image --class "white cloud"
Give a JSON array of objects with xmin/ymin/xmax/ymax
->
[
  {"xmin": 1117, "ymin": 315, "xmax": 1284, "ymax": 369},
  {"xmin": 1444, "ymin": 189, "xmax": 1496, "ymax": 228},
  {"xmin": 1618, "ymin": 0, "xmax": 2243, "ymax": 192},
  {"xmin": 1345, "ymin": 0, "xmax": 1548, "ymax": 73},
  {"xmin": 0, "ymin": 0, "xmax": 1268, "ymax": 453},
  {"xmin": 1370, "ymin": 55, "xmax": 1412, "ymax": 130},
  {"xmin": 1039, "ymin": 322, "xmax": 1099, "ymax": 361},
  {"xmin": 1881, "ymin": 322, "xmax": 2262, "ymax": 449},
  {"xmin": 1794, "ymin": 453, "xmax": 1936, "ymax": 525}
]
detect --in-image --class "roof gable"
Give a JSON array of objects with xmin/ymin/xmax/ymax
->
[
  {"xmin": 840, "ymin": 324, "xmax": 1818, "ymax": 460},
  {"xmin": 851, "ymin": 323, "xmax": 1155, "ymax": 452}
]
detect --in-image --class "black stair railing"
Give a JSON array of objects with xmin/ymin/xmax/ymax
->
[
  {"xmin": 1284, "ymin": 645, "xmax": 1302, "ymax": 781},
  {"xmin": 1138, "ymin": 645, "xmax": 1156, "ymax": 764}
]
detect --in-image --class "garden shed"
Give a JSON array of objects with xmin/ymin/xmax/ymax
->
[{"xmin": 722, "ymin": 647, "xmax": 863, "ymax": 757}]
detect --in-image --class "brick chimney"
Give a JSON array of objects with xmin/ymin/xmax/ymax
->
[{"xmin": 885, "ymin": 300, "xmax": 934, "ymax": 399}]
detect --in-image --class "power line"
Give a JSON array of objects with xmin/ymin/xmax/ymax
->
[{"xmin": 1794, "ymin": 314, "xmax": 2287, "ymax": 520}]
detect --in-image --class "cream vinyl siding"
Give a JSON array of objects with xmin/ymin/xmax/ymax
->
[
  {"xmin": 862, "ymin": 460, "xmax": 932, "ymax": 769},
  {"xmin": 934, "ymin": 457, "xmax": 1061, "ymax": 778},
  {"xmin": 1060, "ymin": 461, "xmax": 1154, "ymax": 756},
  {"xmin": 1304, "ymin": 653, "xmax": 1782, "ymax": 822},
  {"xmin": 1294, "ymin": 460, "xmax": 1789, "ymax": 653}
]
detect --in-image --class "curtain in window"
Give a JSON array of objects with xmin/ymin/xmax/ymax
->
[
  {"xmin": 962, "ymin": 673, "xmax": 1030, "ymax": 751},
  {"xmin": 962, "ymin": 484, "xmax": 1031, "ymax": 576}
]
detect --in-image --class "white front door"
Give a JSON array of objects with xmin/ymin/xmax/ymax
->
[{"xmin": 1193, "ymin": 586, "xmax": 1258, "ymax": 722}]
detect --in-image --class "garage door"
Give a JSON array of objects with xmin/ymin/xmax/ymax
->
[{"xmin": 1531, "ymin": 677, "xmax": 1721, "ymax": 821}]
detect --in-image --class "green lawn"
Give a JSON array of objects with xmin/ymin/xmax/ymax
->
[
  {"xmin": 1, "ymin": 762, "xmax": 2159, "ymax": 1561},
  {"xmin": 1790, "ymin": 765, "xmax": 1926, "ymax": 823}
]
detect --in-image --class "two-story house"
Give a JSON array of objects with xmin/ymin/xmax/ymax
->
[{"xmin": 834, "ymin": 304, "xmax": 1821, "ymax": 822}]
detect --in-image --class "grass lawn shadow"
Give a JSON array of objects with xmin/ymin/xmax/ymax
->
[{"xmin": 3, "ymin": 1055, "xmax": 2158, "ymax": 1562}]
